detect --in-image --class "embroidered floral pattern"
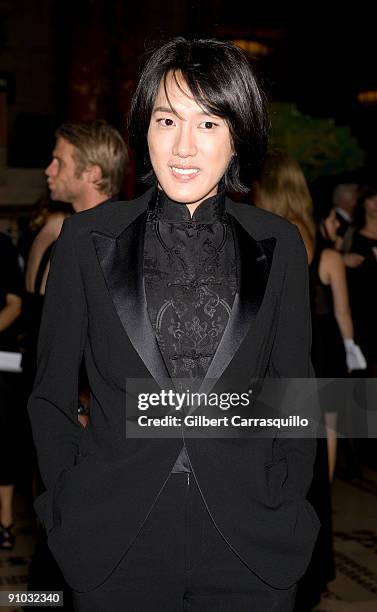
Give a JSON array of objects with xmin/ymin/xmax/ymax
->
[{"xmin": 144, "ymin": 190, "xmax": 237, "ymax": 381}]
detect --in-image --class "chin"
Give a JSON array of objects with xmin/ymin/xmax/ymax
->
[{"xmin": 161, "ymin": 182, "xmax": 214, "ymax": 205}]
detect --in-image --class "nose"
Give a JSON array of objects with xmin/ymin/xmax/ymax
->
[
  {"xmin": 45, "ymin": 159, "xmax": 56, "ymax": 177},
  {"xmin": 172, "ymin": 124, "xmax": 197, "ymax": 158}
]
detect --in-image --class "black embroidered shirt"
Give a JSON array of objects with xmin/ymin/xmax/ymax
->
[{"xmin": 143, "ymin": 188, "xmax": 237, "ymax": 471}]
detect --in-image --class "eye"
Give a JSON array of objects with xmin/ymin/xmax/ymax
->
[
  {"xmin": 156, "ymin": 118, "xmax": 175, "ymax": 127},
  {"xmin": 199, "ymin": 121, "xmax": 218, "ymax": 129}
]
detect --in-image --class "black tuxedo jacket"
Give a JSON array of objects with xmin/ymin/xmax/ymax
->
[{"xmin": 27, "ymin": 187, "xmax": 320, "ymax": 593}]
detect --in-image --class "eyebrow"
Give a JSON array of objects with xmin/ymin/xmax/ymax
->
[
  {"xmin": 152, "ymin": 105, "xmax": 215, "ymax": 118},
  {"xmin": 152, "ymin": 106, "xmax": 176, "ymax": 114}
]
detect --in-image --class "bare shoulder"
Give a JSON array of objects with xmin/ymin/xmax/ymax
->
[
  {"xmin": 322, "ymin": 248, "xmax": 344, "ymax": 268},
  {"xmin": 320, "ymin": 249, "xmax": 346, "ymax": 284}
]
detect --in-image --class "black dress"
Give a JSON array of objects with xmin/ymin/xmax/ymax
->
[
  {"xmin": 0, "ymin": 233, "xmax": 23, "ymax": 486},
  {"xmin": 310, "ymin": 243, "xmax": 347, "ymax": 380},
  {"xmin": 294, "ymin": 240, "xmax": 341, "ymax": 611},
  {"xmin": 346, "ymin": 232, "xmax": 377, "ymax": 374},
  {"xmin": 21, "ymin": 241, "xmax": 55, "ymax": 391}
]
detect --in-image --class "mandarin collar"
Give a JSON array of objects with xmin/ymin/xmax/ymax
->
[{"xmin": 148, "ymin": 188, "xmax": 227, "ymax": 223}]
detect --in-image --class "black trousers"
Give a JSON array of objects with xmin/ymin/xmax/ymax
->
[{"xmin": 72, "ymin": 472, "xmax": 297, "ymax": 611}]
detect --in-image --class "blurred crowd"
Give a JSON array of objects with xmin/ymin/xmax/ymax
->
[
  {"xmin": 0, "ymin": 123, "xmax": 376, "ymax": 611},
  {"xmin": 253, "ymin": 153, "xmax": 376, "ymax": 610}
]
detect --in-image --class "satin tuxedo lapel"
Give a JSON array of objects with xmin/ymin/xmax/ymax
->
[
  {"xmin": 198, "ymin": 214, "xmax": 276, "ymax": 396},
  {"xmin": 91, "ymin": 211, "xmax": 170, "ymax": 389}
]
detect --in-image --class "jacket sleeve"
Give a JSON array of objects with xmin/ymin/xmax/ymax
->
[
  {"xmin": 27, "ymin": 218, "xmax": 88, "ymax": 491},
  {"xmin": 268, "ymin": 224, "xmax": 317, "ymax": 497}
]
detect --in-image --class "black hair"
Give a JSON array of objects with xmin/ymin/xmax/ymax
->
[
  {"xmin": 128, "ymin": 37, "xmax": 268, "ymax": 193},
  {"xmin": 312, "ymin": 198, "xmax": 334, "ymax": 224},
  {"xmin": 311, "ymin": 198, "xmax": 336, "ymax": 251},
  {"xmin": 353, "ymin": 185, "xmax": 377, "ymax": 230}
]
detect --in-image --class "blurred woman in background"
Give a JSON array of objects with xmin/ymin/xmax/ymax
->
[
  {"xmin": 310, "ymin": 200, "xmax": 366, "ymax": 476},
  {"xmin": 254, "ymin": 153, "xmax": 365, "ymax": 477},
  {"xmin": 22, "ymin": 197, "xmax": 72, "ymax": 395},
  {"xmin": 253, "ymin": 152, "xmax": 315, "ymax": 263},
  {"xmin": 343, "ymin": 186, "xmax": 377, "ymax": 377},
  {"xmin": 254, "ymin": 153, "xmax": 336, "ymax": 611}
]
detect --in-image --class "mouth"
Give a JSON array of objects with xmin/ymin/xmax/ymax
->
[{"xmin": 170, "ymin": 166, "xmax": 200, "ymax": 181}]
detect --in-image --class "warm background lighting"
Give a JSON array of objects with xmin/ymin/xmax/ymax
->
[
  {"xmin": 231, "ymin": 39, "xmax": 271, "ymax": 57},
  {"xmin": 357, "ymin": 91, "xmax": 377, "ymax": 104}
]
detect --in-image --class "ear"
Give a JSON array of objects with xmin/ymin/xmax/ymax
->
[{"xmin": 85, "ymin": 164, "xmax": 102, "ymax": 185}]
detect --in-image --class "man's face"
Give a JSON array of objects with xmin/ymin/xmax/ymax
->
[
  {"xmin": 147, "ymin": 72, "xmax": 234, "ymax": 208},
  {"xmin": 343, "ymin": 184, "xmax": 359, "ymax": 211},
  {"xmin": 45, "ymin": 137, "xmax": 85, "ymax": 203}
]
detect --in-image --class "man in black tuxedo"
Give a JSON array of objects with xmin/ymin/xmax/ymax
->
[
  {"xmin": 333, "ymin": 182, "xmax": 359, "ymax": 241},
  {"xmin": 28, "ymin": 38, "xmax": 319, "ymax": 611}
]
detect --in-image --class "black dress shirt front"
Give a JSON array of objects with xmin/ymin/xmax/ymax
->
[{"xmin": 143, "ymin": 189, "xmax": 237, "ymax": 471}]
